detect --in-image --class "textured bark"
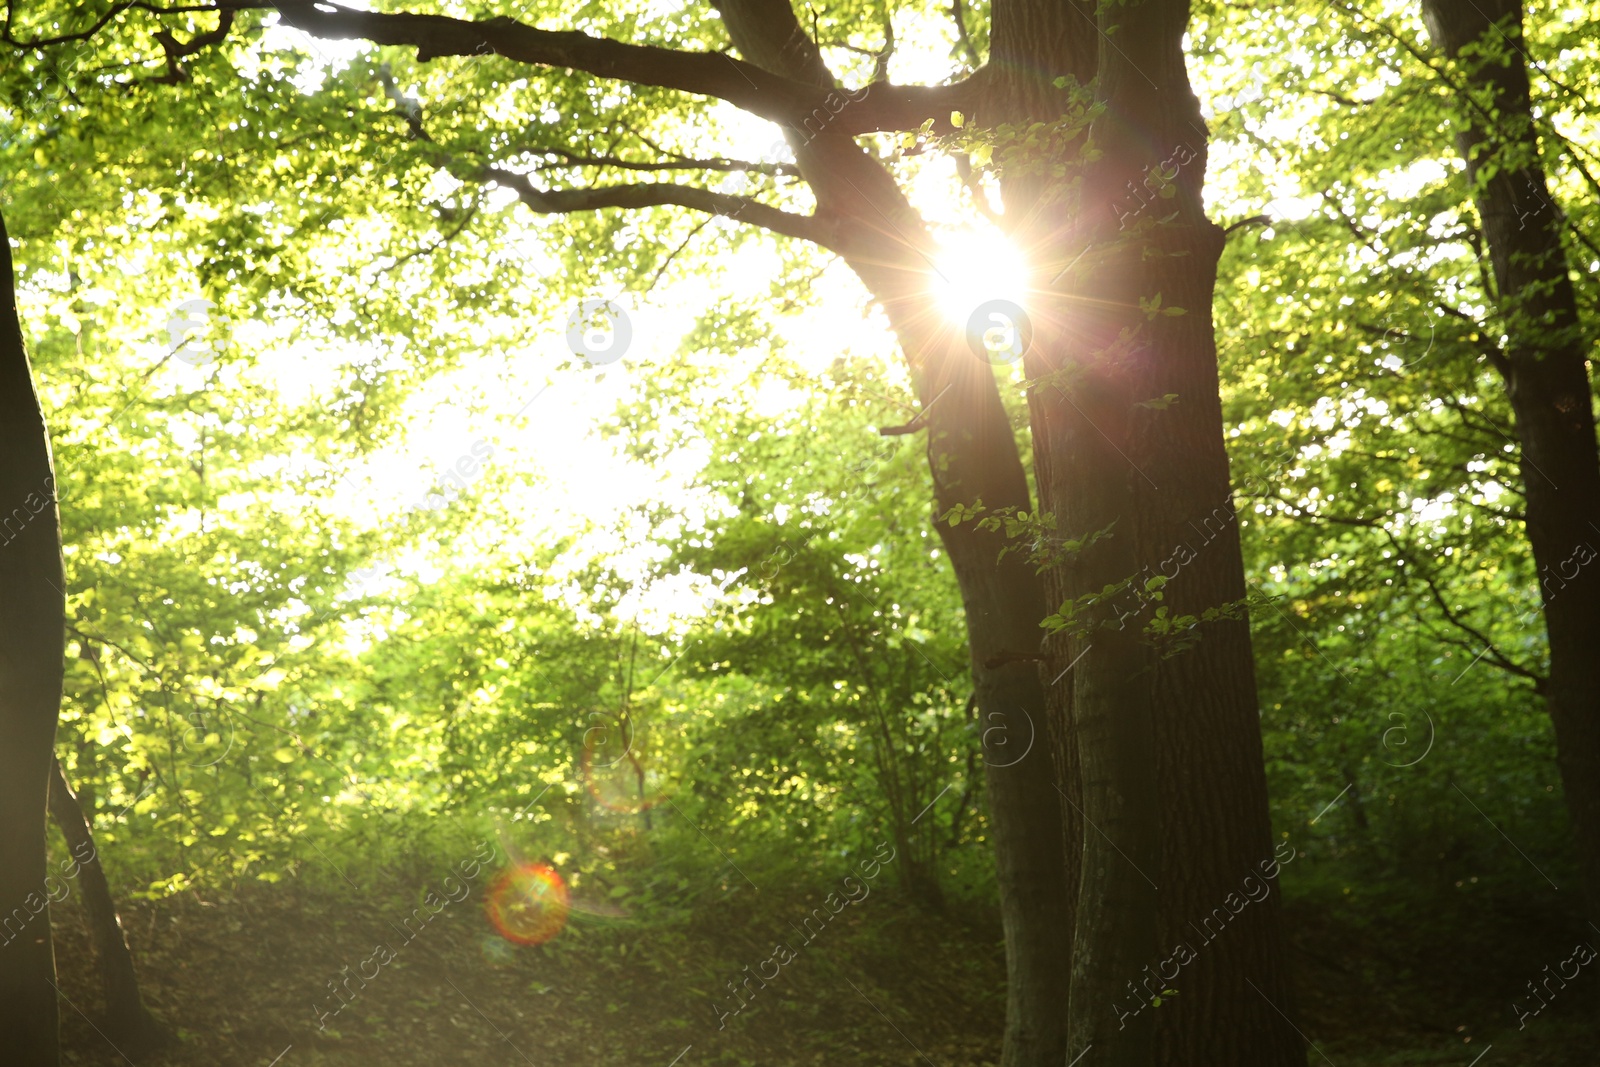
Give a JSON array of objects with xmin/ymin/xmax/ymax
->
[
  {"xmin": 712, "ymin": 3, "xmax": 1076, "ymax": 1061},
  {"xmin": 1016, "ymin": 0, "xmax": 1303, "ymax": 1061},
  {"xmin": 47, "ymin": 759, "xmax": 167, "ymax": 1051},
  {"xmin": 0, "ymin": 205, "xmax": 65, "ymax": 1064},
  {"xmin": 1420, "ymin": 0, "xmax": 1600, "ymax": 911},
  {"xmin": 881, "ymin": 294, "xmax": 1076, "ymax": 1067}
]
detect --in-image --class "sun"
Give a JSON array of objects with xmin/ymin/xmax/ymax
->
[{"xmin": 930, "ymin": 228, "xmax": 1030, "ymax": 325}]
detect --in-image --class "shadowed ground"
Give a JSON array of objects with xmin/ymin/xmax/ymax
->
[{"xmin": 47, "ymin": 868, "xmax": 1600, "ymax": 1067}]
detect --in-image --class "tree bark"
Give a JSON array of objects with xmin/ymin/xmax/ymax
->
[
  {"xmin": 0, "ymin": 204, "xmax": 65, "ymax": 1064},
  {"xmin": 711, "ymin": 4, "xmax": 1077, "ymax": 1062},
  {"xmin": 880, "ymin": 283, "xmax": 1076, "ymax": 1067},
  {"xmin": 1016, "ymin": 0, "xmax": 1304, "ymax": 1061},
  {"xmin": 47, "ymin": 758, "xmax": 167, "ymax": 1051},
  {"xmin": 1420, "ymin": 0, "xmax": 1600, "ymax": 912}
]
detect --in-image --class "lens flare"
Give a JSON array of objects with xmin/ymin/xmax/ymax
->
[
  {"xmin": 485, "ymin": 863, "xmax": 570, "ymax": 946},
  {"xmin": 479, "ymin": 934, "xmax": 517, "ymax": 967},
  {"xmin": 931, "ymin": 228, "xmax": 1029, "ymax": 325}
]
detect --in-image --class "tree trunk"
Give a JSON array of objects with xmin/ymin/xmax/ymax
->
[
  {"xmin": 885, "ymin": 290, "xmax": 1077, "ymax": 1067},
  {"xmin": 0, "ymin": 205, "xmax": 65, "ymax": 1064},
  {"xmin": 47, "ymin": 758, "xmax": 167, "ymax": 1051},
  {"xmin": 1016, "ymin": 0, "xmax": 1304, "ymax": 1061},
  {"xmin": 1420, "ymin": 0, "xmax": 1600, "ymax": 912},
  {"xmin": 712, "ymin": 5, "xmax": 1077, "ymax": 1063}
]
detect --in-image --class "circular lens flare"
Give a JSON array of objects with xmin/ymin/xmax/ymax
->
[{"xmin": 486, "ymin": 863, "xmax": 571, "ymax": 946}]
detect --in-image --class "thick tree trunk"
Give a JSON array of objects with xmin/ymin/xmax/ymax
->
[
  {"xmin": 713, "ymin": 4, "xmax": 1077, "ymax": 1063},
  {"xmin": 0, "ymin": 206, "xmax": 66, "ymax": 1063},
  {"xmin": 1015, "ymin": 0, "xmax": 1304, "ymax": 1061},
  {"xmin": 1420, "ymin": 0, "xmax": 1600, "ymax": 912},
  {"xmin": 47, "ymin": 758, "xmax": 166, "ymax": 1051}
]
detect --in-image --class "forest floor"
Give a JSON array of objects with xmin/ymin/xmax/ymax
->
[{"xmin": 50, "ymin": 870, "xmax": 1600, "ymax": 1067}]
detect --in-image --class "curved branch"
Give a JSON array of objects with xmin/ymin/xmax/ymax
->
[
  {"xmin": 150, "ymin": 7, "xmax": 232, "ymax": 83},
  {"xmin": 639, "ymin": 216, "xmax": 713, "ymax": 296},
  {"xmin": 1381, "ymin": 529, "xmax": 1548, "ymax": 688},
  {"xmin": 1223, "ymin": 213, "xmax": 1271, "ymax": 237},
  {"xmin": 3, "ymin": 1, "xmax": 216, "ymax": 48},
  {"xmin": 480, "ymin": 166, "xmax": 838, "ymax": 250},
  {"xmin": 229, "ymin": 0, "xmax": 971, "ymax": 135},
  {"xmin": 512, "ymin": 147, "xmax": 799, "ymax": 177},
  {"xmin": 262, "ymin": 0, "xmax": 809, "ymax": 117},
  {"xmin": 7, "ymin": 1, "xmax": 974, "ymax": 133}
]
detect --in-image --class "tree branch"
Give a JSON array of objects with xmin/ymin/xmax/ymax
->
[
  {"xmin": 639, "ymin": 216, "xmax": 713, "ymax": 296},
  {"xmin": 364, "ymin": 66, "xmax": 833, "ymax": 259},
  {"xmin": 1386, "ymin": 530, "xmax": 1547, "ymax": 689},
  {"xmin": 3, "ymin": 1, "xmax": 217, "ymax": 49},
  {"xmin": 877, "ymin": 383, "xmax": 952, "ymax": 435},
  {"xmin": 872, "ymin": 7, "xmax": 895, "ymax": 84},
  {"xmin": 150, "ymin": 8, "xmax": 233, "ymax": 83},
  {"xmin": 949, "ymin": 0, "xmax": 981, "ymax": 69},
  {"xmin": 953, "ymin": 153, "xmax": 1003, "ymax": 226},
  {"xmin": 1223, "ymin": 213, "xmax": 1271, "ymax": 237},
  {"xmin": 480, "ymin": 166, "xmax": 837, "ymax": 250},
  {"xmin": 510, "ymin": 146, "xmax": 799, "ymax": 177},
  {"xmin": 218, "ymin": 0, "xmax": 972, "ymax": 135}
]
